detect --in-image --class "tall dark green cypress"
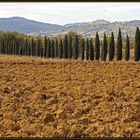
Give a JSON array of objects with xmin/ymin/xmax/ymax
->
[
  {"xmin": 51, "ymin": 39, "xmax": 55, "ymax": 58},
  {"xmin": 27, "ymin": 38, "xmax": 31, "ymax": 56},
  {"xmin": 125, "ymin": 35, "xmax": 130, "ymax": 61},
  {"xmin": 12, "ymin": 41, "xmax": 15, "ymax": 55},
  {"xmin": 89, "ymin": 38, "xmax": 94, "ymax": 60},
  {"xmin": 31, "ymin": 38, "xmax": 34, "ymax": 56},
  {"xmin": 15, "ymin": 39, "xmax": 19, "ymax": 55},
  {"xmin": 44, "ymin": 36, "xmax": 47, "ymax": 58},
  {"xmin": 75, "ymin": 35, "xmax": 79, "ymax": 59},
  {"xmin": 20, "ymin": 42, "xmax": 23, "ymax": 56},
  {"xmin": 13, "ymin": 40, "xmax": 15, "ymax": 55},
  {"xmin": 68, "ymin": 35, "xmax": 73, "ymax": 59},
  {"xmin": 40, "ymin": 40, "xmax": 44, "ymax": 57},
  {"xmin": 6, "ymin": 42, "xmax": 9, "ymax": 55},
  {"xmin": 116, "ymin": 28, "xmax": 123, "ymax": 61},
  {"xmin": 64, "ymin": 35, "xmax": 68, "ymax": 59},
  {"xmin": 28, "ymin": 40, "xmax": 31, "ymax": 56},
  {"xmin": 37, "ymin": 38, "xmax": 41, "ymax": 57},
  {"xmin": 95, "ymin": 32, "xmax": 100, "ymax": 60},
  {"xmin": 35, "ymin": 39, "xmax": 38, "ymax": 56},
  {"xmin": 47, "ymin": 37, "xmax": 51, "ymax": 58},
  {"xmin": 86, "ymin": 38, "xmax": 89, "ymax": 60},
  {"xmin": 7, "ymin": 41, "xmax": 10, "ymax": 54},
  {"xmin": 24, "ymin": 39, "xmax": 27, "ymax": 56},
  {"xmin": 1, "ymin": 39, "xmax": 4, "ymax": 54},
  {"xmin": 5, "ymin": 41, "xmax": 7, "ymax": 55},
  {"xmin": 11, "ymin": 40, "xmax": 14, "ymax": 55},
  {"xmin": 101, "ymin": 33, "xmax": 108, "ymax": 61},
  {"xmin": 0, "ymin": 39, "xmax": 3, "ymax": 54},
  {"xmin": 81, "ymin": 38, "xmax": 85, "ymax": 60},
  {"xmin": 134, "ymin": 27, "xmax": 140, "ymax": 61},
  {"xmin": 109, "ymin": 32, "xmax": 115, "ymax": 61},
  {"xmin": 55, "ymin": 39, "xmax": 58, "ymax": 58},
  {"xmin": 59, "ymin": 38, "xmax": 63, "ymax": 59}
]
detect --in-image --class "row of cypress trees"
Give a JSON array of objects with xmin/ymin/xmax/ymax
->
[{"xmin": 0, "ymin": 27, "xmax": 140, "ymax": 61}]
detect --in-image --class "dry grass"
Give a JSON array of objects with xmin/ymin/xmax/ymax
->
[{"xmin": 0, "ymin": 54, "xmax": 140, "ymax": 138}]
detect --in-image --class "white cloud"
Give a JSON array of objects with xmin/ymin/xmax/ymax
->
[{"xmin": 0, "ymin": 2, "xmax": 139, "ymax": 25}]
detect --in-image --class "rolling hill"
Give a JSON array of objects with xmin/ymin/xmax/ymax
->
[{"xmin": 0, "ymin": 17, "xmax": 140, "ymax": 38}]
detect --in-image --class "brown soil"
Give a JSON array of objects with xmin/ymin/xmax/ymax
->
[{"xmin": 0, "ymin": 55, "xmax": 140, "ymax": 138}]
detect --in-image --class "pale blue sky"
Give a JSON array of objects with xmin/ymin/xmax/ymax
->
[{"xmin": 0, "ymin": 2, "xmax": 140, "ymax": 25}]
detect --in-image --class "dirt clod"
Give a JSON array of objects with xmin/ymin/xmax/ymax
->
[
  {"xmin": 44, "ymin": 113, "xmax": 55, "ymax": 123},
  {"xmin": 3, "ymin": 87, "xmax": 11, "ymax": 93},
  {"xmin": 11, "ymin": 124, "xmax": 21, "ymax": 131}
]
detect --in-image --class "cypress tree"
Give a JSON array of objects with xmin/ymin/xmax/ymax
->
[
  {"xmin": 86, "ymin": 38, "xmax": 89, "ymax": 60},
  {"xmin": 31, "ymin": 38, "xmax": 34, "ymax": 56},
  {"xmin": 101, "ymin": 33, "xmax": 108, "ymax": 61},
  {"xmin": 64, "ymin": 35, "xmax": 68, "ymax": 59},
  {"xmin": 44, "ymin": 36, "xmax": 47, "ymax": 58},
  {"xmin": 134, "ymin": 27, "xmax": 140, "ymax": 61},
  {"xmin": 15, "ymin": 40, "xmax": 19, "ymax": 55},
  {"xmin": 40, "ymin": 40, "xmax": 44, "ymax": 57},
  {"xmin": 75, "ymin": 35, "xmax": 79, "ymax": 59},
  {"xmin": 9, "ymin": 42, "xmax": 12, "ymax": 55},
  {"xmin": 68, "ymin": 34, "xmax": 73, "ymax": 59},
  {"xmin": 22, "ymin": 42, "xmax": 25, "ymax": 56},
  {"xmin": 125, "ymin": 35, "xmax": 130, "ymax": 61},
  {"xmin": 35, "ymin": 38, "xmax": 38, "ymax": 56},
  {"xmin": 18, "ymin": 40, "xmax": 20, "ymax": 55},
  {"xmin": 19, "ymin": 42, "xmax": 23, "ymax": 56},
  {"xmin": 12, "ymin": 41, "xmax": 15, "ymax": 55},
  {"xmin": 7, "ymin": 42, "xmax": 9, "ymax": 55},
  {"xmin": 89, "ymin": 38, "xmax": 94, "ymax": 60},
  {"xmin": 8, "ymin": 41, "xmax": 10, "ymax": 55},
  {"xmin": 4, "ymin": 40, "xmax": 7, "ymax": 54},
  {"xmin": 8, "ymin": 42, "xmax": 11, "ymax": 55},
  {"xmin": 49, "ymin": 38, "xmax": 52, "ymax": 58},
  {"xmin": 28, "ymin": 41, "xmax": 31, "ymax": 56},
  {"xmin": 116, "ymin": 28, "xmax": 123, "ymax": 61},
  {"xmin": 37, "ymin": 38, "xmax": 41, "ymax": 57},
  {"xmin": 109, "ymin": 32, "xmax": 115, "ymax": 61},
  {"xmin": 81, "ymin": 38, "xmax": 85, "ymax": 60},
  {"xmin": 1, "ymin": 39, "xmax": 4, "ymax": 54},
  {"xmin": 95, "ymin": 32, "xmax": 100, "ymax": 60},
  {"xmin": 6, "ymin": 42, "xmax": 9, "ymax": 55},
  {"xmin": 47, "ymin": 37, "xmax": 51, "ymax": 58},
  {"xmin": 7, "ymin": 41, "xmax": 10, "ymax": 54},
  {"xmin": 55, "ymin": 39, "xmax": 59, "ymax": 58},
  {"xmin": 4, "ymin": 40, "xmax": 6, "ymax": 54},
  {"xmin": 35, "ymin": 39, "xmax": 38, "ymax": 56},
  {"xmin": 27, "ymin": 39, "xmax": 31, "ymax": 56},
  {"xmin": 3, "ymin": 40, "xmax": 5, "ymax": 54},
  {"xmin": 51, "ymin": 39, "xmax": 55, "ymax": 58},
  {"xmin": 9, "ymin": 41, "xmax": 11, "ymax": 55},
  {"xmin": 59, "ymin": 38, "xmax": 63, "ymax": 59},
  {"xmin": 11, "ymin": 40, "xmax": 14, "ymax": 55},
  {"xmin": 24, "ymin": 39, "xmax": 27, "ymax": 56}
]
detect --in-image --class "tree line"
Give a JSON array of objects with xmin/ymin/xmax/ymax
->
[{"xmin": 0, "ymin": 27, "xmax": 140, "ymax": 61}]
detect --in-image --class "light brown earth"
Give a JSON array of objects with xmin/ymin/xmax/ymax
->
[{"xmin": 0, "ymin": 54, "xmax": 140, "ymax": 138}]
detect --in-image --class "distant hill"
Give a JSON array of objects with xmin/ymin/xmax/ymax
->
[
  {"xmin": 56, "ymin": 19, "xmax": 140, "ymax": 38},
  {"xmin": 0, "ymin": 17, "xmax": 140, "ymax": 38},
  {"xmin": 0, "ymin": 17, "xmax": 62, "ymax": 34}
]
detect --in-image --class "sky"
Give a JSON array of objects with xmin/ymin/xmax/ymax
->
[{"xmin": 0, "ymin": 2, "xmax": 140, "ymax": 25}]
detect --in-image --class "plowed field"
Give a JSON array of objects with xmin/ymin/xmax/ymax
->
[{"xmin": 0, "ymin": 55, "xmax": 140, "ymax": 138}]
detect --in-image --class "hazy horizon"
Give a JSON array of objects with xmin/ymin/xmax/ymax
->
[
  {"xmin": 0, "ymin": 2, "xmax": 140, "ymax": 25},
  {"xmin": 2, "ymin": 16, "xmax": 140, "ymax": 26}
]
